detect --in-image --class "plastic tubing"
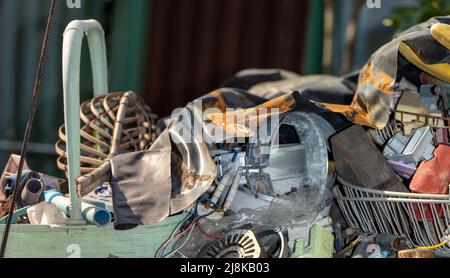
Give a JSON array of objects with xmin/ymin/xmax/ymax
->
[{"xmin": 44, "ymin": 189, "xmax": 111, "ymax": 227}]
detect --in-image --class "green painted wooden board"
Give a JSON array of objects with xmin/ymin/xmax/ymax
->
[{"xmin": 0, "ymin": 214, "xmax": 185, "ymax": 258}]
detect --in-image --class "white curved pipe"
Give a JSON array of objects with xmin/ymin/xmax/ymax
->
[
  {"xmin": 45, "ymin": 190, "xmax": 112, "ymax": 227},
  {"xmin": 62, "ymin": 20, "xmax": 108, "ymax": 223}
]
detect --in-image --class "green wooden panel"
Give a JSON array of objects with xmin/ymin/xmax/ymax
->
[{"xmin": 0, "ymin": 214, "xmax": 185, "ymax": 258}]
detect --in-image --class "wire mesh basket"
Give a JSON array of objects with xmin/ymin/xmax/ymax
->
[{"xmin": 333, "ymin": 176, "xmax": 450, "ymax": 253}]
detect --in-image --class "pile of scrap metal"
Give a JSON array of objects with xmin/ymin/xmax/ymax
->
[{"xmin": 1, "ymin": 16, "xmax": 450, "ymax": 259}]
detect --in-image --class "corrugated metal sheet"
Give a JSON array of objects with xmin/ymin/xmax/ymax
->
[{"xmin": 143, "ymin": 0, "xmax": 309, "ymax": 116}]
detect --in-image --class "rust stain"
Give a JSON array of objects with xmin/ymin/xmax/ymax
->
[
  {"xmin": 181, "ymin": 164, "xmax": 214, "ymax": 190},
  {"xmin": 208, "ymin": 90, "xmax": 228, "ymax": 112},
  {"xmin": 314, "ymin": 102, "xmax": 354, "ymax": 117},
  {"xmin": 0, "ymin": 197, "xmax": 11, "ymax": 219},
  {"xmin": 358, "ymin": 63, "xmax": 394, "ymax": 95},
  {"xmin": 204, "ymin": 93, "xmax": 297, "ymax": 137},
  {"xmin": 255, "ymin": 93, "xmax": 297, "ymax": 112},
  {"xmin": 351, "ymin": 96, "xmax": 378, "ymax": 128}
]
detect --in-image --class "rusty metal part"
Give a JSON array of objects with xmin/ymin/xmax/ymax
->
[
  {"xmin": 165, "ymin": 108, "xmax": 218, "ymax": 213},
  {"xmin": 203, "ymin": 92, "xmax": 299, "ymax": 140},
  {"xmin": 55, "ymin": 91, "xmax": 158, "ymax": 177},
  {"xmin": 393, "ymin": 109, "xmax": 450, "ymax": 135},
  {"xmin": 105, "ymin": 117, "xmax": 217, "ymax": 228},
  {"xmin": 398, "ymin": 249, "xmax": 435, "ymax": 258},
  {"xmin": 0, "ymin": 155, "xmax": 30, "ymax": 218},
  {"xmin": 1, "ymin": 155, "xmax": 66, "ymax": 206}
]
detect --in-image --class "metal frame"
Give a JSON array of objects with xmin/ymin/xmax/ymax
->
[
  {"xmin": 394, "ymin": 109, "xmax": 450, "ymax": 130},
  {"xmin": 333, "ymin": 177, "xmax": 450, "ymax": 252}
]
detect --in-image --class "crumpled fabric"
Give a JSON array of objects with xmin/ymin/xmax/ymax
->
[
  {"xmin": 348, "ymin": 16, "xmax": 447, "ymax": 130},
  {"xmin": 190, "ymin": 86, "xmax": 351, "ymax": 142},
  {"xmin": 110, "ymin": 112, "xmax": 217, "ymax": 229},
  {"xmin": 109, "ymin": 129, "xmax": 172, "ymax": 230}
]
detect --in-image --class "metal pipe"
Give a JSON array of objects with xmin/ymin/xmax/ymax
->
[
  {"xmin": 62, "ymin": 19, "xmax": 108, "ymax": 224},
  {"xmin": 44, "ymin": 190, "xmax": 111, "ymax": 227},
  {"xmin": 337, "ymin": 176, "xmax": 450, "ymax": 199},
  {"xmin": 20, "ymin": 178, "xmax": 44, "ymax": 206},
  {"xmin": 337, "ymin": 196, "xmax": 450, "ymax": 204},
  {"xmin": 211, "ymin": 166, "xmax": 239, "ymax": 204},
  {"xmin": 223, "ymin": 169, "xmax": 241, "ymax": 211}
]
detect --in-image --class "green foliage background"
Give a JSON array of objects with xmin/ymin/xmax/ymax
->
[{"xmin": 390, "ymin": 0, "xmax": 450, "ymax": 31}]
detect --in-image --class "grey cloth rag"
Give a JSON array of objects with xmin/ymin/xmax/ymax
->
[{"xmin": 110, "ymin": 129, "xmax": 172, "ymax": 230}]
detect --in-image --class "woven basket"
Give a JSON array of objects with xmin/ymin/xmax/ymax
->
[{"xmin": 55, "ymin": 91, "xmax": 158, "ymax": 176}]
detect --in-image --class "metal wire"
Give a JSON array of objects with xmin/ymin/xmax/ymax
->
[
  {"xmin": 0, "ymin": 0, "xmax": 58, "ymax": 258},
  {"xmin": 333, "ymin": 176, "xmax": 450, "ymax": 253}
]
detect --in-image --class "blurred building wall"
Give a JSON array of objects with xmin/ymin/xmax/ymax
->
[
  {"xmin": 0, "ymin": 0, "xmax": 310, "ymax": 176},
  {"xmin": 0, "ymin": 0, "xmax": 149, "ymax": 176},
  {"xmin": 143, "ymin": 0, "xmax": 309, "ymax": 116},
  {"xmin": 0, "ymin": 0, "xmax": 434, "ymax": 177}
]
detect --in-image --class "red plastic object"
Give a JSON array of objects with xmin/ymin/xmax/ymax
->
[{"xmin": 410, "ymin": 145, "xmax": 450, "ymax": 221}]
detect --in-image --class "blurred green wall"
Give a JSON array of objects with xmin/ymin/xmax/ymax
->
[{"xmin": 0, "ymin": 0, "xmax": 151, "ymax": 178}]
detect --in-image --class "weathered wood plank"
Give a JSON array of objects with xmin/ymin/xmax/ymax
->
[{"xmin": 0, "ymin": 214, "xmax": 185, "ymax": 258}]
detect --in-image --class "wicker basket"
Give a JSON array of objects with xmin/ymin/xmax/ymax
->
[{"xmin": 55, "ymin": 91, "xmax": 158, "ymax": 176}]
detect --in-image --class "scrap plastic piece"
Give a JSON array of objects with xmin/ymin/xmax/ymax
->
[
  {"xmin": 383, "ymin": 127, "xmax": 435, "ymax": 166},
  {"xmin": 410, "ymin": 145, "xmax": 450, "ymax": 195},
  {"xmin": 410, "ymin": 145, "xmax": 450, "ymax": 221},
  {"xmin": 290, "ymin": 224, "xmax": 334, "ymax": 258},
  {"xmin": 287, "ymin": 217, "xmax": 332, "ymax": 251},
  {"xmin": 387, "ymin": 160, "xmax": 417, "ymax": 179},
  {"xmin": 27, "ymin": 202, "xmax": 69, "ymax": 225}
]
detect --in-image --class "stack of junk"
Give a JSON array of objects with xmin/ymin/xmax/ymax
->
[{"xmin": 2, "ymin": 16, "xmax": 450, "ymax": 259}]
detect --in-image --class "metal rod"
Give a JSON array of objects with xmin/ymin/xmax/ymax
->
[
  {"xmin": 337, "ymin": 176, "xmax": 450, "ymax": 199},
  {"xmin": 0, "ymin": 0, "xmax": 57, "ymax": 258}
]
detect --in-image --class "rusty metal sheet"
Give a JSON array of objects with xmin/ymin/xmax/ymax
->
[
  {"xmin": 330, "ymin": 125, "xmax": 407, "ymax": 192},
  {"xmin": 189, "ymin": 89, "xmax": 299, "ymax": 140}
]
